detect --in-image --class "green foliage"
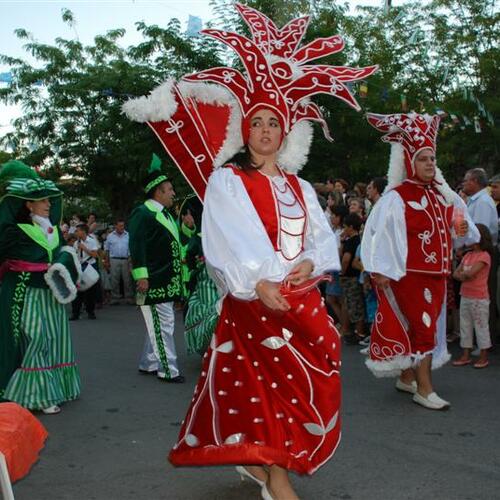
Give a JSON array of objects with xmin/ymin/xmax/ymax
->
[
  {"xmin": 1, "ymin": 0, "xmax": 498, "ymax": 215},
  {"xmin": 1, "ymin": 10, "xmax": 222, "ymax": 217}
]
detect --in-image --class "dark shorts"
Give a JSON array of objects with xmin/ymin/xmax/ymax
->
[
  {"xmin": 340, "ymin": 276, "xmax": 365, "ymax": 323},
  {"xmin": 325, "ymin": 271, "xmax": 342, "ymax": 297}
]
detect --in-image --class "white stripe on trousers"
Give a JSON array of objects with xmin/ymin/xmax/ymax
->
[{"xmin": 139, "ymin": 302, "xmax": 179, "ymax": 378}]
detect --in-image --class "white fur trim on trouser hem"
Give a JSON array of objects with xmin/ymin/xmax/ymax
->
[
  {"xmin": 365, "ymin": 355, "xmax": 412, "ymax": 378},
  {"xmin": 431, "ymin": 350, "xmax": 451, "ymax": 370}
]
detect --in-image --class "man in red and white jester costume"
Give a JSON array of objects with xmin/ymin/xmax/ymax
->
[{"xmin": 361, "ymin": 113, "xmax": 479, "ymax": 410}]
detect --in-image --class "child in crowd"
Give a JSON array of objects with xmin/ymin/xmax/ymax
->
[
  {"xmin": 339, "ymin": 213, "xmax": 366, "ymax": 343},
  {"xmin": 352, "ymin": 245, "xmax": 376, "ymax": 350},
  {"xmin": 325, "ymin": 205, "xmax": 349, "ymax": 325},
  {"xmin": 452, "ymin": 224, "xmax": 493, "ymax": 369},
  {"xmin": 97, "ymin": 229, "xmax": 112, "ymax": 305}
]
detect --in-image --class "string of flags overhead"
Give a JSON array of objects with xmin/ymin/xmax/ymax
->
[{"xmin": 349, "ymin": 79, "xmax": 495, "ymax": 133}]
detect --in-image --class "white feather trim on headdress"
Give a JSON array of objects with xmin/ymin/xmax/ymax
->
[
  {"xmin": 277, "ymin": 121, "xmax": 313, "ymax": 174},
  {"xmin": 433, "ymin": 167, "xmax": 456, "ymax": 204},
  {"xmin": 178, "ymin": 81, "xmax": 235, "ymax": 107},
  {"xmin": 213, "ymin": 104, "xmax": 244, "ymax": 168},
  {"xmin": 122, "ymin": 79, "xmax": 177, "ymax": 122},
  {"xmin": 122, "ymin": 79, "xmax": 314, "ymax": 174},
  {"xmin": 384, "ymin": 143, "xmax": 406, "ymax": 193}
]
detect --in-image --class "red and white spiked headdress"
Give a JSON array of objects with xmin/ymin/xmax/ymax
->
[
  {"xmin": 366, "ymin": 112, "xmax": 454, "ymax": 202},
  {"xmin": 124, "ymin": 3, "xmax": 377, "ymax": 201}
]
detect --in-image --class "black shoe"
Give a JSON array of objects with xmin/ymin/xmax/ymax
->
[
  {"xmin": 88, "ymin": 312, "xmax": 96, "ymax": 320},
  {"xmin": 69, "ymin": 316, "xmax": 79, "ymax": 321},
  {"xmin": 138, "ymin": 369, "xmax": 158, "ymax": 375},
  {"xmin": 159, "ymin": 375, "xmax": 185, "ymax": 383}
]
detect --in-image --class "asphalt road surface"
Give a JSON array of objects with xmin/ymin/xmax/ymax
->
[{"xmin": 13, "ymin": 304, "xmax": 500, "ymax": 500}]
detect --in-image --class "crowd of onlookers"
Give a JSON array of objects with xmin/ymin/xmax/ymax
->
[
  {"xmin": 59, "ymin": 213, "xmax": 133, "ymax": 320},
  {"xmin": 313, "ymin": 169, "xmax": 500, "ymax": 366},
  {"xmin": 60, "ymin": 167, "xmax": 500, "ymax": 367}
]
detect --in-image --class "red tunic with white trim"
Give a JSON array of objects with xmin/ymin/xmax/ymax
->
[
  {"xmin": 169, "ymin": 167, "xmax": 341, "ymax": 474},
  {"xmin": 394, "ymin": 181, "xmax": 453, "ymax": 275},
  {"xmin": 363, "ymin": 180, "xmax": 455, "ymax": 375}
]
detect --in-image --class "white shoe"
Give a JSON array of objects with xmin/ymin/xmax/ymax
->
[
  {"xmin": 395, "ymin": 378, "xmax": 417, "ymax": 394},
  {"xmin": 236, "ymin": 466, "xmax": 265, "ymax": 487},
  {"xmin": 359, "ymin": 335, "xmax": 371, "ymax": 347},
  {"xmin": 42, "ymin": 405, "xmax": 61, "ymax": 415},
  {"xmin": 261, "ymin": 483, "xmax": 274, "ymax": 500},
  {"xmin": 359, "ymin": 346, "xmax": 369, "ymax": 355},
  {"xmin": 413, "ymin": 392, "xmax": 450, "ymax": 410}
]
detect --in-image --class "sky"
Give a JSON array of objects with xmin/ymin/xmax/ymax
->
[{"xmin": 0, "ymin": 0, "xmax": 407, "ymax": 135}]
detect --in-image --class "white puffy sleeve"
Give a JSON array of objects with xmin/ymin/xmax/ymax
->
[
  {"xmin": 451, "ymin": 193, "xmax": 480, "ymax": 247},
  {"xmin": 298, "ymin": 178, "xmax": 340, "ymax": 274},
  {"xmin": 202, "ymin": 168, "xmax": 286, "ymax": 301},
  {"xmin": 360, "ymin": 190, "xmax": 407, "ymax": 281}
]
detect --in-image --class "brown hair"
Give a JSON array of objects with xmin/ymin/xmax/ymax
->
[
  {"xmin": 334, "ymin": 178, "xmax": 349, "ymax": 192},
  {"xmin": 475, "ymin": 223, "xmax": 493, "ymax": 254},
  {"xmin": 354, "ymin": 182, "xmax": 367, "ymax": 197},
  {"xmin": 226, "ymin": 146, "xmax": 263, "ymax": 171}
]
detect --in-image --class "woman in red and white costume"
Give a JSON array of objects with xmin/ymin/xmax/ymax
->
[
  {"xmin": 361, "ymin": 113, "xmax": 479, "ymax": 411},
  {"xmin": 169, "ymin": 106, "xmax": 342, "ymax": 499},
  {"xmin": 124, "ymin": 3, "xmax": 377, "ymax": 497}
]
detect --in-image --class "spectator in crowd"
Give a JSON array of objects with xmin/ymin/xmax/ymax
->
[
  {"xmin": 354, "ymin": 182, "xmax": 371, "ymax": 214},
  {"xmin": 462, "ymin": 168, "xmax": 498, "ymax": 340},
  {"xmin": 68, "ymin": 213, "xmax": 83, "ymax": 235},
  {"xmin": 66, "ymin": 233, "xmax": 77, "ymax": 247},
  {"xmin": 340, "ymin": 213, "xmax": 366, "ymax": 343},
  {"xmin": 366, "ymin": 177, "xmax": 387, "ymax": 207},
  {"xmin": 489, "ymin": 173, "xmax": 500, "ymax": 339},
  {"xmin": 452, "ymin": 224, "xmax": 493, "ymax": 369},
  {"xmin": 334, "ymin": 178, "xmax": 349, "ymax": 202},
  {"xmin": 71, "ymin": 223, "xmax": 100, "ymax": 320},
  {"xmin": 348, "ymin": 197, "xmax": 365, "ymax": 220},
  {"xmin": 462, "ymin": 168, "xmax": 498, "ymax": 243},
  {"xmin": 490, "ymin": 173, "xmax": 500, "ymax": 219},
  {"xmin": 324, "ymin": 190, "xmax": 345, "ymax": 226},
  {"xmin": 104, "ymin": 219, "xmax": 133, "ymax": 305},
  {"xmin": 325, "ymin": 178, "xmax": 336, "ymax": 194},
  {"xmin": 97, "ymin": 229, "xmax": 113, "ymax": 305},
  {"xmin": 352, "ymin": 244, "xmax": 376, "ymax": 350},
  {"xmin": 87, "ymin": 212, "xmax": 98, "ymax": 235},
  {"xmin": 60, "ymin": 221, "xmax": 70, "ymax": 240},
  {"xmin": 325, "ymin": 205, "xmax": 349, "ymax": 326}
]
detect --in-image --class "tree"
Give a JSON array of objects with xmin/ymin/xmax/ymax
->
[
  {"xmin": 0, "ymin": 9, "xmax": 222, "ymax": 216},
  {"xmin": 1, "ymin": 1, "xmax": 497, "ymax": 210}
]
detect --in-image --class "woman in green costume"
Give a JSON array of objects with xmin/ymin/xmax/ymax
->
[
  {"xmin": 0, "ymin": 160, "xmax": 81, "ymax": 414},
  {"xmin": 178, "ymin": 195, "xmax": 218, "ymax": 356}
]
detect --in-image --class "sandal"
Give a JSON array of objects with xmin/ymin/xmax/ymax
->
[
  {"xmin": 452, "ymin": 358, "xmax": 471, "ymax": 366},
  {"xmin": 473, "ymin": 360, "xmax": 489, "ymax": 369}
]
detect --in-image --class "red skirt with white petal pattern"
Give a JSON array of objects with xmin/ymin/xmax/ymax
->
[{"xmin": 169, "ymin": 287, "xmax": 341, "ymax": 475}]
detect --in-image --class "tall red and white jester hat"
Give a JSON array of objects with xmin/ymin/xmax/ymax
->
[
  {"xmin": 366, "ymin": 112, "xmax": 454, "ymax": 202},
  {"xmin": 124, "ymin": 3, "xmax": 377, "ymax": 200}
]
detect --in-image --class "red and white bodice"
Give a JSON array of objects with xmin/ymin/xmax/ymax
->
[
  {"xmin": 394, "ymin": 181, "xmax": 453, "ymax": 275},
  {"xmin": 268, "ymin": 175, "xmax": 306, "ymax": 261},
  {"xmin": 231, "ymin": 165, "xmax": 307, "ymax": 263}
]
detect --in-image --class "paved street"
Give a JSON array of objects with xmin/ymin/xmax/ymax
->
[{"xmin": 13, "ymin": 304, "xmax": 500, "ymax": 500}]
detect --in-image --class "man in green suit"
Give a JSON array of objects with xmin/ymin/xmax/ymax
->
[{"xmin": 128, "ymin": 155, "xmax": 188, "ymax": 383}]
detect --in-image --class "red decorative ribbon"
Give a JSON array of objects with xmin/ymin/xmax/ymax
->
[
  {"xmin": 280, "ymin": 273, "xmax": 332, "ymax": 298},
  {"xmin": 0, "ymin": 259, "xmax": 49, "ymax": 281}
]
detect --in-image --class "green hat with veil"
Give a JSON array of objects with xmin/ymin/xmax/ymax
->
[{"xmin": 0, "ymin": 160, "xmax": 63, "ymax": 227}]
